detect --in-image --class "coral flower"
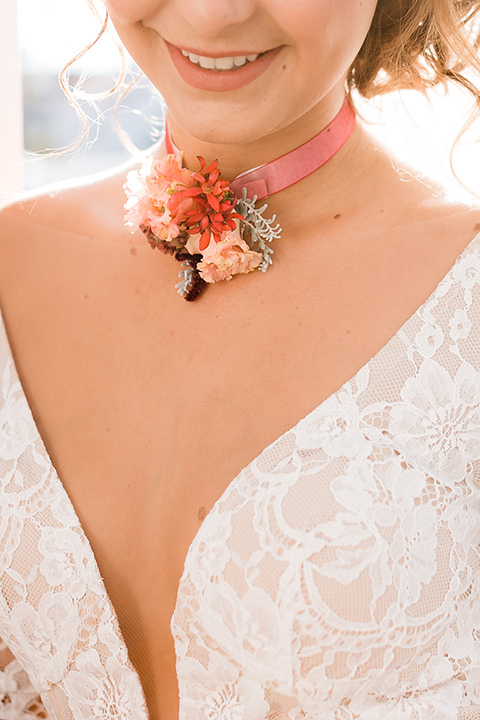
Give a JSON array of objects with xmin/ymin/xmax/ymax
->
[
  {"xmin": 124, "ymin": 151, "xmax": 277, "ymax": 300},
  {"xmin": 173, "ymin": 156, "xmax": 243, "ymax": 251}
]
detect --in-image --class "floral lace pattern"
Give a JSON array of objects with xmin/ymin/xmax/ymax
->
[
  {"xmin": 1, "ymin": 233, "xmax": 480, "ymax": 719},
  {"xmin": 0, "ymin": 326, "xmax": 149, "ymax": 717}
]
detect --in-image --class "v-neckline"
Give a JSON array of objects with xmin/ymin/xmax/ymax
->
[{"xmin": 0, "ymin": 230, "xmax": 479, "ymax": 719}]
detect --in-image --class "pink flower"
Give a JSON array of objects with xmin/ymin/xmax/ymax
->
[
  {"xmin": 123, "ymin": 152, "xmax": 270, "ymax": 299},
  {"xmin": 147, "ymin": 153, "xmax": 196, "ymax": 198},
  {"xmin": 193, "ymin": 226, "xmax": 262, "ymax": 283},
  {"xmin": 124, "ymin": 153, "xmax": 196, "ymax": 240}
]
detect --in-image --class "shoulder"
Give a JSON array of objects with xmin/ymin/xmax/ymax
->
[
  {"xmin": 0, "ymin": 160, "xmax": 138, "ymax": 299},
  {"xmin": 385, "ymin": 167, "xmax": 480, "ymax": 264},
  {"xmin": 0, "ymin": 159, "xmax": 133, "ymax": 242},
  {"xmin": 365, "ymin": 132, "xmax": 480, "ymax": 255},
  {"xmin": 0, "ymin": 160, "xmax": 146, "ymax": 358}
]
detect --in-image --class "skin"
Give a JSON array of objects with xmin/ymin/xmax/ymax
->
[
  {"xmin": 105, "ymin": 0, "xmax": 378, "ymax": 162},
  {"xmin": 1, "ymin": 2, "xmax": 480, "ymax": 718}
]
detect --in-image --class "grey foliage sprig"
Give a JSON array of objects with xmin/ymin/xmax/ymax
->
[
  {"xmin": 236, "ymin": 189, "xmax": 282, "ymax": 272},
  {"xmin": 176, "ymin": 262, "xmax": 194, "ymax": 297}
]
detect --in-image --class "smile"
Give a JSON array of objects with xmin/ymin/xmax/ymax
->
[
  {"xmin": 180, "ymin": 50, "xmax": 263, "ymax": 71},
  {"xmin": 165, "ymin": 40, "xmax": 285, "ymax": 92}
]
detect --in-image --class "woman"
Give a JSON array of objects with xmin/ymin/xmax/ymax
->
[{"xmin": 0, "ymin": 0, "xmax": 480, "ymax": 718}]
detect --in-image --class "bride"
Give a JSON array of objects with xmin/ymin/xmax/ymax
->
[{"xmin": 0, "ymin": 1, "xmax": 480, "ymax": 718}]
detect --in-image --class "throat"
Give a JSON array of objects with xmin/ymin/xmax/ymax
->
[{"xmin": 165, "ymin": 98, "xmax": 356, "ymax": 193}]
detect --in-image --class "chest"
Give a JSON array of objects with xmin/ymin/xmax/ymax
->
[{"xmin": 1, "ymin": 220, "xmax": 476, "ymax": 719}]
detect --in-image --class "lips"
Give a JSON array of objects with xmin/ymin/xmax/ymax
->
[{"xmin": 164, "ymin": 39, "xmax": 284, "ymax": 92}]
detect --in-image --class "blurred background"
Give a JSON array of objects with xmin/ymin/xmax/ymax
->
[
  {"xmin": 19, "ymin": 0, "xmax": 165, "ymax": 190},
  {"xmin": 3, "ymin": 0, "xmax": 480, "ymax": 200}
]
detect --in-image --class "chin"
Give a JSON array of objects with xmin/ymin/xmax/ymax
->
[
  {"xmin": 185, "ymin": 124, "xmax": 269, "ymax": 147},
  {"xmin": 166, "ymin": 102, "xmax": 287, "ymax": 148}
]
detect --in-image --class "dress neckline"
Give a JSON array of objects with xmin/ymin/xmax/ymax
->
[{"xmin": 0, "ymin": 229, "xmax": 479, "ymax": 719}]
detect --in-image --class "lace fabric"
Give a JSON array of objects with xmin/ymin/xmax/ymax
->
[{"xmin": 1, "ymin": 233, "xmax": 480, "ymax": 719}]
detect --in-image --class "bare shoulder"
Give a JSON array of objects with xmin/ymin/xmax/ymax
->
[
  {"xmin": 422, "ymin": 196, "xmax": 480, "ymax": 256},
  {"xmin": 361, "ymin": 134, "xmax": 480, "ymax": 259},
  {"xmin": 0, "ymin": 160, "xmax": 133, "ymax": 242},
  {"xmin": 0, "ymin": 160, "xmax": 137, "ymax": 299}
]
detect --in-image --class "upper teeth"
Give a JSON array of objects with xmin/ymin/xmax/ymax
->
[{"xmin": 181, "ymin": 50, "xmax": 260, "ymax": 70}]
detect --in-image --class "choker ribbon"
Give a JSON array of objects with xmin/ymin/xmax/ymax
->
[{"xmin": 125, "ymin": 98, "xmax": 356, "ymax": 301}]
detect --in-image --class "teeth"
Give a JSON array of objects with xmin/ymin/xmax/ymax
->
[
  {"xmin": 182, "ymin": 50, "xmax": 261, "ymax": 70},
  {"xmin": 215, "ymin": 56, "xmax": 235, "ymax": 70},
  {"xmin": 198, "ymin": 55, "xmax": 216, "ymax": 69}
]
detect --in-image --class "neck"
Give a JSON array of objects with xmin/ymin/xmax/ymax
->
[
  {"xmin": 162, "ymin": 96, "xmax": 382, "ymax": 234},
  {"xmin": 266, "ymin": 122, "xmax": 379, "ymax": 234},
  {"xmin": 165, "ymin": 93, "xmax": 348, "ymax": 182}
]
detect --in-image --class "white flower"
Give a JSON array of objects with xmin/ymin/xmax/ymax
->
[
  {"xmin": 295, "ymin": 385, "xmax": 372, "ymax": 459},
  {"xmin": 63, "ymin": 649, "xmax": 146, "ymax": 720},
  {"xmin": 452, "ymin": 252, "xmax": 480, "ymax": 295},
  {"xmin": 0, "ymin": 365, "xmax": 35, "ymax": 462},
  {"xmin": 201, "ymin": 675, "xmax": 269, "ymax": 720},
  {"xmin": 97, "ymin": 605, "xmax": 130, "ymax": 664},
  {"xmin": 390, "ymin": 503, "xmax": 437, "ymax": 604},
  {"xmin": 448, "ymin": 308, "xmax": 472, "ymax": 342},
  {"xmin": 10, "ymin": 593, "xmax": 79, "ymax": 689},
  {"xmin": 319, "ymin": 459, "xmax": 395, "ymax": 589},
  {"xmin": 187, "ymin": 511, "xmax": 232, "ymax": 590},
  {"xmin": 49, "ymin": 492, "xmax": 80, "ymax": 528},
  {"xmin": 180, "ymin": 657, "xmax": 269, "ymax": 720},
  {"xmin": 38, "ymin": 527, "xmax": 88, "ymax": 598},
  {"xmin": 414, "ymin": 323, "xmax": 444, "ymax": 359},
  {"xmin": 291, "ymin": 664, "xmax": 330, "ymax": 717},
  {"xmin": 197, "ymin": 583, "xmax": 291, "ymax": 682},
  {"xmin": 318, "ymin": 452, "xmax": 440, "ymax": 608},
  {"xmin": 390, "ymin": 359, "xmax": 480, "ymax": 485}
]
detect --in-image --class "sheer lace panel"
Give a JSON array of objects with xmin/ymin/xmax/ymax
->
[
  {"xmin": 0, "ymin": 233, "xmax": 480, "ymax": 719},
  {"xmin": 171, "ymin": 235, "xmax": 480, "ymax": 719},
  {"xmin": 0, "ymin": 331, "xmax": 149, "ymax": 717},
  {"xmin": 0, "ymin": 639, "xmax": 49, "ymax": 719}
]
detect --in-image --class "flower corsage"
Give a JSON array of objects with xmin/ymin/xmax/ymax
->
[{"xmin": 124, "ymin": 153, "xmax": 281, "ymax": 301}]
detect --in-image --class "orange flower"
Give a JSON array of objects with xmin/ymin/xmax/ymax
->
[
  {"xmin": 172, "ymin": 157, "xmax": 243, "ymax": 251},
  {"xmin": 124, "ymin": 152, "xmax": 268, "ymax": 300}
]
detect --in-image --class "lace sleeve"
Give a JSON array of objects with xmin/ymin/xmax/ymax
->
[{"xmin": 0, "ymin": 638, "xmax": 51, "ymax": 720}]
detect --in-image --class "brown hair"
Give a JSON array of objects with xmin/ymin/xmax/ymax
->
[
  {"xmin": 350, "ymin": 0, "xmax": 480, "ymax": 98},
  {"xmin": 350, "ymin": 0, "xmax": 480, "ymax": 184},
  {"xmin": 61, "ymin": 0, "xmax": 480, "ymax": 151},
  {"xmin": 57, "ymin": 1, "xmax": 129, "ymax": 154}
]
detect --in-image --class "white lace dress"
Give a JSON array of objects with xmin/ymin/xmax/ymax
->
[{"xmin": 1, "ymin": 232, "xmax": 480, "ymax": 720}]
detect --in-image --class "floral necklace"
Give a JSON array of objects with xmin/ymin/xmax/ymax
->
[{"xmin": 124, "ymin": 98, "xmax": 356, "ymax": 301}]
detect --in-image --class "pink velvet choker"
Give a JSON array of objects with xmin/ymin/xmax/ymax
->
[{"xmin": 124, "ymin": 98, "xmax": 356, "ymax": 301}]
